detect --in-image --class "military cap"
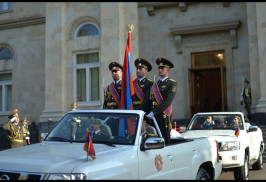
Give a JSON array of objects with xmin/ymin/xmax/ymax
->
[
  {"xmin": 135, "ymin": 58, "xmax": 152, "ymax": 72},
  {"xmin": 109, "ymin": 62, "xmax": 123, "ymax": 72},
  {"xmin": 8, "ymin": 109, "xmax": 19, "ymax": 119},
  {"xmin": 244, "ymin": 78, "xmax": 250, "ymax": 84},
  {"xmin": 90, "ymin": 118, "xmax": 102, "ymax": 125},
  {"xmin": 156, "ymin": 57, "xmax": 174, "ymax": 68},
  {"xmin": 21, "ymin": 117, "xmax": 27, "ymax": 123}
]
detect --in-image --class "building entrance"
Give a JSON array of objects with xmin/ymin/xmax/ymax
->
[{"xmin": 189, "ymin": 51, "xmax": 227, "ymax": 118}]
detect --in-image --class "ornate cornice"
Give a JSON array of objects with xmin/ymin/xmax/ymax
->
[
  {"xmin": 0, "ymin": 16, "xmax": 45, "ymax": 30},
  {"xmin": 138, "ymin": 2, "xmax": 230, "ymax": 16},
  {"xmin": 138, "ymin": 2, "xmax": 185, "ymax": 16},
  {"xmin": 170, "ymin": 20, "xmax": 241, "ymax": 53}
]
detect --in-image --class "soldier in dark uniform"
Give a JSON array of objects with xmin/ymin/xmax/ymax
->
[
  {"xmin": 2, "ymin": 109, "xmax": 24, "ymax": 149},
  {"xmin": 240, "ymin": 78, "xmax": 252, "ymax": 121},
  {"xmin": 21, "ymin": 117, "xmax": 30, "ymax": 146},
  {"xmin": 103, "ymin": 62, "xmax": 123, "ymax": 109},
  {"xmin": 147, "ymin": 57, "xmax": 177, "ymax": 144},
  {"xmin": 90, "ymin": 118, "xmax": 110, "ymax": 141},
  {"xmin": 103, "ymin": 62, "xmax": 123, "ymax": 135},
  {"xmin": 132, "ymin": 58, "xmax": 153, "ymax": 113}
]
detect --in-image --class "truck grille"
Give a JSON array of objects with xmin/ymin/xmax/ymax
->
[{"xmin": 0, "ymin": 171, "xmax": 44, "ymax": 180}]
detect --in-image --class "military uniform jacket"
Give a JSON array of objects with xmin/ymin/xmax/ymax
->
[
  {"xmin": 22, "ymin": 125, "xmax": 30, "ymax": 146},
  {"xmin": 103, "ymin": 80, "xmax": 122, "ymax": 109},
  {"xmin": 91, "ymin": 130, "xmax": 110, "ymax": 140},
  {"xmin": 150, "ymin": 77, "xmax": 177, "ymax": 116},
  {"xmin": 2, "ymin": 121, "xmax": 23, "ymax": 148},
  {"xmin": 132, "ymin": 77, "xmax": 153, "ymax": 112}
]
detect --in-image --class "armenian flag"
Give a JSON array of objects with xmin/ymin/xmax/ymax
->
[
  {"xmin": 83, "ymin": 130, "xmax": 96, "ymax": 160},
  {"xmin": 235, "ymin": 124, "xmax": 240, "ymax": 137},
  {"xmin": 120, "ymin": 31, "xmax": 135, "ymax": 110},
  {"xmin": 119, "ymin": 25, "xmax": 135, "ymax": 137}
]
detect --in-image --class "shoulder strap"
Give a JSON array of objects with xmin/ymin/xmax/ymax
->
[
  {"xmin": 108, "ymin": 83, "xmax": 121, "ymax": 105},
  {"xmin": 133, "ymin": 79, "xmax": 144, "ymax": 102}
]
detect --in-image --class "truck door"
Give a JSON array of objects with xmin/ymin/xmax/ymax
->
[
  {"xmin": 169, "ymin": 140, "xmax": 197, "ymax": 179},
  {"xmin": 138, "ymin": 145, "xmax": 174, "ymax": 179}
]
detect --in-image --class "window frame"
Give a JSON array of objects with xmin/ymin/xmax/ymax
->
[
  {"xmin": 0, "ymin": 72, "xmax": 12, "ymax": 114},
  {"xmin": 73, "ymin": 51, "xmax": 100, "ymax": 107},
  {"xmin": 74, "ymin": 22, "xmax": 100, "ymax": 39},
  {"xmin": 0, "ymin": 2, "xmax": 13, "ymax": 13}
]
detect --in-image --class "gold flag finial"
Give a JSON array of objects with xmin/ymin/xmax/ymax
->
[{"xmin": 126, "ymin": 24, "xmax": 134, "ymax": 33}]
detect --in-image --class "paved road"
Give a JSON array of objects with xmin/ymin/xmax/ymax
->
[{"xmin": 218, "ymin": 163, "xmax": 266, "ymax": 180}]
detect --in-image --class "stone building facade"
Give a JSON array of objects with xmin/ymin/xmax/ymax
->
[{"xmin": 0, "ymin": 2, "xmax": 266, "ymax": 148}]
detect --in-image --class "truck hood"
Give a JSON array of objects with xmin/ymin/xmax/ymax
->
[
  {"xmin": 0, "ymin": 141, "xmax": 132, "ymax": 173},
  {"xmin": 182, "ymin": 130, "xmax": 238, "ymax": 141}
]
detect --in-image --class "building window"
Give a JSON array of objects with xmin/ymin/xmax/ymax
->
[
  {"xmin": 76, "ymin": 23, "xmax": 100, "ymax": 38},
  {"xmin": 0, "ymin": 2, "xmax": 13, "ymax": 12},
  {"xmin": 0, "ymin": 73, "xmax": 12, "ymax": 113},
  {"xmin": 0, "ymin": 47, "xmax": 13, "ymax": 60},
  {"xmin": 74, "ymin": 52, "xmax": 100, "ymax": 105}
]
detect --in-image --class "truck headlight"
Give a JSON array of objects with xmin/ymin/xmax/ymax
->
[
  {"xmin": 47, "ymin": 173, "xmax": 86, "ymax": 180},
  {"xmin": 220, "ymin": 141, "xmax": 240, "ymax": 151}
]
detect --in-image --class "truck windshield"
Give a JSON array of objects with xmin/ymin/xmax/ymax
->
[
  {"xmin": 187, "ymin": 114, "xmax": 244, "ymax": 131},
  {"xmin": 45, "ymin": 113, "xmax": 139, "ymax": 145}
]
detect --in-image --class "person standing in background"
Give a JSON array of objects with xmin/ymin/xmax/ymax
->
[
  {"xmin": 240, "ymin": 78, "xmax": 252, "ymax": 122},
  {"xmin": 2, "ymin": 109, "xmax": 23, "ymax": 149},
  {"xmin": 21, "ymin": 117, "xmax": 30, "ymax": 146}
]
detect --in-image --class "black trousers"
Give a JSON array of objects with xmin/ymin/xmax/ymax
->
[{"xmin": 155, "ymin": 113, "xmax": 171, "ymax": 144}]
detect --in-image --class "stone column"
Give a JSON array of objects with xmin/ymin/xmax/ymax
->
[
  {"xmin": 100, "ymin": 2, "xmax": 139, "ymax": 91},
  {"xmin": 255, "ymin": 3, "xmax": 266, "ymax": 122},
  {"xmin": 246, "ymin": 3, "xmax": 260, "ymax": 114},
  {"xmin": 39, "ymin": 3, "xmax": 67, "ymax": 126}
]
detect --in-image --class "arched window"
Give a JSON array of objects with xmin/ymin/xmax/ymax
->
[
  {"xmin": 76, "ymin": 23, "xmax": 100, "ymax": 37},
  {"xmin": 0, "ymin": 47, "xmax": 13, "ymax": 60}
]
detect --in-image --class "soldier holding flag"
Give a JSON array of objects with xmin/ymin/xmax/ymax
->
[{"xmin": 147, "ymin": 57, "xmax": 177, "ymax": 144}]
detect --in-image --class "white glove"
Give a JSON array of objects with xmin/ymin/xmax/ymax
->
[{"xmin": 146, "ymin": 112, "xmax": 154, "ymax": 119}]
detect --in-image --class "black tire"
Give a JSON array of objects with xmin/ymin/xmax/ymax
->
[
  {"xmin": 196, "ymin": 168, "xmax": 211, "ymax": 180},
  {"xmin": 234, "ymin": 154, "xmax": 249, "ymax": 180},
  {"xmin": 252, "ymin": 147, "xmax": 263, "ymax": 170}
]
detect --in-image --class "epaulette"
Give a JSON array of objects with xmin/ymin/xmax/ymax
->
[
  {"xmin": 169, "ymin": 78, "xmax": 177, "ymax": 82},
  {"xmin": 101, "ymin": 132, "xmax": 109, "ymax": 136},
  {"xmin": 147, "ymin": 78, "xmax": 153, "ymax": 82}
]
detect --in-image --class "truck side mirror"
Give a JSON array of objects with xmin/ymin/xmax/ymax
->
[
  {"xmin": 248, "ymin": 125, "xmax": 258, "ymax": 132},
  {"xmin": 140, "ymin": 137, "xmax": 165, "ymax": 151}
]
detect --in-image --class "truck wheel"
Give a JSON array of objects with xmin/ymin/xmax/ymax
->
[
  {"xmin": 252, "ymin": 148, "xmax": 263, "ymax": 170},
  {"xmin": 196, "ymin": 168, "xmax": 211, "ymax": 180},
  {"xmin": 234, "ymin": 154, "xmax": 249, "ymax": 180}
]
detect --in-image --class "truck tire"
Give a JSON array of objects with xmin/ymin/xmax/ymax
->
[
  {"xmin": 196, "ymin": 168, "xmax": 211, "ymax": 180},
  {"xmin": 252, "ymin": 147, "xmax": 263, "ymax": 170},
  {"xmin": 234, "ymin": 154, "xmax": 249, "ymax": 180}
]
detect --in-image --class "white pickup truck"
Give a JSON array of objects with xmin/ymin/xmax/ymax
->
[
  {"xmin": 182, "ymin": 112, "xmax": 265, "ymax": 180},
  {"xmin": 0, "ymin": 110, "xmax": 222, "ymax": 180}
]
